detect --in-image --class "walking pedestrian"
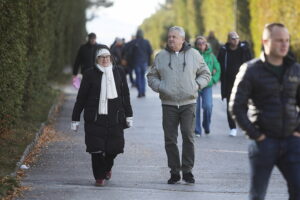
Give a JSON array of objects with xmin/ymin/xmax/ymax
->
[
  {"xmin": 122, "ymin": 36, "xmax": 136, "ymax": 87},
  {"xmin": 207, "ymin": 31, "xmax": 221, "ymax": 56},
  {"xmin": 71, "ymin": 47, "xmax": 133, "ymax": 187},
  {"xmin": 131, "ymin": 29, "xmax": 153, "ymax": 98},
  {"xmin": 217, "ymin": 31, "xmax": 252, "ymax": 136},
  {"xmin": 111, "ymin": 37, "xmax": 124, "ymax": 66},
  {"xmin": 147, "ymin": 26, "xmax": 211, "ymax": 184},
  {"xmin": 194, "ymin": 36, "xmax": 220, "ymax": 136},
  {"xmin": 73, "ymin": 33, "xmax": 107, "ymax": 76},
  {"xmin": 230, "ymin": 23, "xmax": 300, "ymax": 200}
]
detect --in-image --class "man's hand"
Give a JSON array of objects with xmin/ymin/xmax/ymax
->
[
  {"xmin": 256, "ymin": 134, "xmax": 266, "ymax": 142},
  {"xmin": 293, "ymin": 131, "xmax": 300, "ymax": 137}
]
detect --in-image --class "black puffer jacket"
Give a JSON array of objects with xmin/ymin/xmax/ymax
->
[
  {"xmin": 72, "ymin": 66, "xmax": 133, "ymax": 153},
  {"xmin": 230, "ymin": 53, "xmax": 300, "ymax": 139}
]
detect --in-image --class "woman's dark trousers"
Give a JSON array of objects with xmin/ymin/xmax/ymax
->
[{"xmin": 91, "ymin": 153, "xmax": 117, "ymax": 180}]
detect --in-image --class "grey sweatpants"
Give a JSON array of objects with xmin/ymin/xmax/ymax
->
[{"xmin": 162, "ymin": 104, "xmax": 196, "ymax": 174}]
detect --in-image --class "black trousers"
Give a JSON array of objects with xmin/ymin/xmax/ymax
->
[
  {"xmin": 91, "ymin": 153, "xmax": 117, "ymax": 180},
  {"xmin": 226, "ymin": 97, "xmax": 236, "ymax": 129}
]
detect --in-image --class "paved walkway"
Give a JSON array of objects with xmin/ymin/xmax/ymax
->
[{"xmin": 16, "ymin": 82, "xmax": 287, "ymax": 200}]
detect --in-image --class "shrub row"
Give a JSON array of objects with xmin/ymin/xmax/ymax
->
[{"xmin": 0, "ymin": 0, "xmax": 87, "ymax": 133}]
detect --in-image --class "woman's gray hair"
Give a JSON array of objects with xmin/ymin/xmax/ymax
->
[{"xmin": 169, "ymin": 26, "xmax": 185, "ymax": 38}]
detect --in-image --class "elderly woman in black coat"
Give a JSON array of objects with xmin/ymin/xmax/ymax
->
[{"xmin": 71, "ymin": 47, "xmax": 133, "ymax": 186}]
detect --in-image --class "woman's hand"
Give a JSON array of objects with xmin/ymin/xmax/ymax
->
[
  {"xmin": 126, "ymin": 117, "xmax": 133, "ymax": 128},
  {"xmin": 71, "ymin": 121, "xmax": 80, "ymax": 131}
]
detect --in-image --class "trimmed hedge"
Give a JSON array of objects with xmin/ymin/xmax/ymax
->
[
  {"xmin": 0, "ymin": 0, "xmax": 87, "ymax": 133},
  {"xmin": 0, "ymin": 0, "xmax": 28, "ymax": 132}
]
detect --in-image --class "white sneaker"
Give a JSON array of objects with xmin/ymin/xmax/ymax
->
[{"xmin": 229, "ymin": 129, "xmax": 237, "ymax": 137}]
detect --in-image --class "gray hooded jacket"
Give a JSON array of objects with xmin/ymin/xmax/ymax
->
[{"xmin": 147, "ymin": 42, "xmax": 211, "ymax": 106}]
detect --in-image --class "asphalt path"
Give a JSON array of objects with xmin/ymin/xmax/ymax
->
[{"xmin": 15, "ymin": 82, "xmax": 287, "ymax": 200}]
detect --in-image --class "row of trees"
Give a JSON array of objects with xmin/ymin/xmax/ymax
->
[
  {"xmin": 140, "ymin": 0, "xmax": 300, "ymax": 60},
  {"xmin": 0, "ymin": 0, "xmax": 87, "ymax": 134}
]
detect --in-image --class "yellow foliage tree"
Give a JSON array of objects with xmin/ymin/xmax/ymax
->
[
  {"xmin": 249, "ymin": 0, "xmax": 280, "ymax": 57},
  {"xmin": 186, "ymin": 0, "xmax": 198, "ymax": 40},
  {"xmin": 140, "ymin": 6, "xmax": 175, "ymax": 50},
  {"xmin": 201, "ymin": 0, "xmax": 235, "ymax": 43}
]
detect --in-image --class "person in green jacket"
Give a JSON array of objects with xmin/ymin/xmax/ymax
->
[{"xmin": 194, "ymin": 36, "xmax": 221, "ymax": 136}]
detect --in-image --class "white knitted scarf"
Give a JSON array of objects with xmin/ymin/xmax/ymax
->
[{"xmin": 96, "ymin": 64, "xmax": 118, "ymax": 115}]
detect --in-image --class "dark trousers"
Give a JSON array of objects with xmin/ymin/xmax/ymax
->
[
  {"xmin": 125, "ymin": 65, "xmax": 135, "ymax": 86},
  {"xmin": 248, "ymin": 136, "xmax": 300, "ymax": 200},
  {"xmin": 91, "ymin": 153, "xmax": 117, "ymax": 180},
  {"xmin": 226, "ymin": 97, "xmax": 236, "ymax": 129},
  {"xmin": 162, "ymin": 104, "xmax": 196, "ymax": 174}
]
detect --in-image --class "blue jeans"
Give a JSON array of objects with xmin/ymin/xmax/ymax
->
[
  {"xmin": 195, "ymin": 87, "xmax": 213, "ymax": 135},
  {"xmin": 248, "ymin": 136, "xmax": 300, "ymax": 200},
  {"xmin": 134, "ymin": 62, "xmax": 147, "ymax": 96}
]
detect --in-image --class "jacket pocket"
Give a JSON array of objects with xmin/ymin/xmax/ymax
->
[
  {"xmin": 182, "ymin": 80, "xmax": 198, "ymax": 99},
  {"xmin": 84, "ymin": 108, "xmax": 97, "ymax": 122},
  {"xmin": 158, "ymin": 81, "xmax": 171, "ymax": 100}
]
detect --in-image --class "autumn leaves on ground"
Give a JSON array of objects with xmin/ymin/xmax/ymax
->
[{"xmin": 0, "ymin": 94, "xmax": 65, "ymax": 199}]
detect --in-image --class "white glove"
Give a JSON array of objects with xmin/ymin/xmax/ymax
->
[
  {"xmin": 126, "ymin": 117, "xmax": 133, "ymax": 128},
  {"xmin": 71, "ymin": 121, "xmax": 80, "ymax": 131}
]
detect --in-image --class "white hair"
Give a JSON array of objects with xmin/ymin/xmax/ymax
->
[{"xmin": 169, "ymin": 26, "xmax": 185, "ymax": 38}]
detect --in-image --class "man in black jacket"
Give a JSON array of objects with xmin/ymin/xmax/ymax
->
[
  {"xmin": 218, "ymin": 31, "xmax": 252, "ymax": 136},
  {"xmin": 230, "ymin": 23, "xmax": 300, "ymax": 200},
  {"xmin": 73, "ymin": 33, "xmax": 107, "ymax": 76}
]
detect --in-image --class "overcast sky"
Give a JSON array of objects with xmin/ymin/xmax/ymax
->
[{"xmin": 86, "ymin": 0, "xmax": 166, "ymax": 46}]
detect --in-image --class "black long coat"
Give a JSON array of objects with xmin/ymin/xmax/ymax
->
[{"xmin": 72, "ymin": 66, "xmax": 133, "ymax": 154}]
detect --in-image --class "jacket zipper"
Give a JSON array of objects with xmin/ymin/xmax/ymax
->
[
  {"xmin": 116, "ymin": 110, "xmax": 119, "ymax": 123},
  {"xmin": 94, "ymin": 111, "xmax": 98, "ymax": 122},
  {"xmin": 279, "ymin": 66, "xmax": 290, "ymax": 136}
]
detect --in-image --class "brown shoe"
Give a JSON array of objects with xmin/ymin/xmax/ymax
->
[{"xmin": 95, "ymin": 179, "xmax": 105, "ymax": 186}]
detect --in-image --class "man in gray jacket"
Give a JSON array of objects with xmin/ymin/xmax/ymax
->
[{"xmin": 147, "ymin": 26, "xmax": 211, "ymax": 184}]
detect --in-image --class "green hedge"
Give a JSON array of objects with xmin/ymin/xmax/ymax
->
[
  {"xmin": 0, "ymin": 0, "xmax": 87, "ymax": 133},
  {"xmin": 0, "ymin": 0, "xmax": 28, "ymax": 132}
]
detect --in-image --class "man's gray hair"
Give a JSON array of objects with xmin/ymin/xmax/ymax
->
[{"xmin": 169, "ymin": 26, "xmax": 185, "ymax": 38}]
